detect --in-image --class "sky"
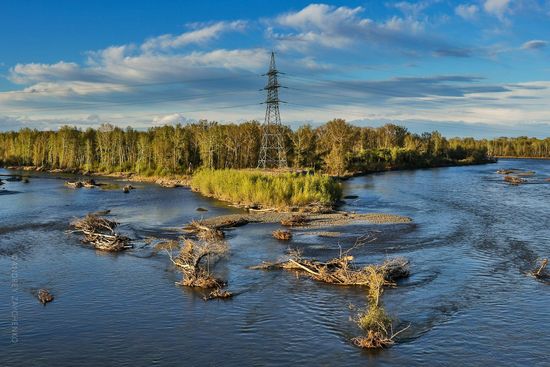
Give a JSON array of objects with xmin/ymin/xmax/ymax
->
[{"xmin": 0, "ymin": 0, "xmax": 549, "ymax": 138}]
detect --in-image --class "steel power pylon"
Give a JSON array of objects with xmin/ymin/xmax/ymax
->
[{"xmin": 257, "ymin": 51, "xmax": 287, "ymax": 169}]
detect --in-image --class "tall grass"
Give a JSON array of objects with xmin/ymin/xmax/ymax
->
[{"xmin": 190, "ymin": 169, "xmax": 342, "ymax": 208}]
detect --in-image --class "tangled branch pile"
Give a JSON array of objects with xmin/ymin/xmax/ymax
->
[
  {"xmin": 184, "ymin": 218, "xmax": 249, "ymax": 241},
  {"xmin": 70, "ymin": 214, "xmax": 131, "ymax": 251},
  {"xmin": 37, "ymin": 289, "xmax": 54, "ymax": 305},
  {"xmin": 185, "ymin": 220, "xmax": 225, "ymax": 241},
  {"xmin": 252, "ymin": 250, "xmax": 409, "ymax": 286},
  {"xmin": 168, "ymin": 238, "xmax": 229, "ymax": 291},
  {"xmin": 272, "ymin": 229, "xmax": 292, "ymax": 241},
  {"xmin": 252, "ymin": 246, "xmax": 410, "ymax": 349},
  {"xmin": 504, "ymin": 175, "xmax": 526, "ymax": 185}
]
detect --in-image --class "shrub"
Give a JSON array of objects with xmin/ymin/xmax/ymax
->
[{"xmin": 190, "ymin": 169, "xmax": 342, "ymax": 209}]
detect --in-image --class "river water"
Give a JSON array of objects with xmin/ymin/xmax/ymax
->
[{"xmin": 1, "ymin": 159, "xmax": 549, "ymax": 366}]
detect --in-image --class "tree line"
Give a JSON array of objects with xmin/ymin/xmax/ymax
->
[{"xmin": 0, "ymin": 119, "xmax": 495, "ymax": 176}]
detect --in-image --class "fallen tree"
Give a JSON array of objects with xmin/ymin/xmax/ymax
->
[
  {"xmin": 251, "ymin": 249, "xmax": 409, "ymax": 286},
  {"xmin": 252, "ymin": 245, "xmax": 410, "ymax": 348},
  {"xmin": 70, "ymin": 214, "xmax": 132, "ymax": 251}
]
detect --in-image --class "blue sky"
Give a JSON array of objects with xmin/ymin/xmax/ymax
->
[{"xmin": 0, "ymin": 0, "xmax": 549, "ymax": 137}]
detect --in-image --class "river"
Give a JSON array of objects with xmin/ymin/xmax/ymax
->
[{"xmin": 1, "ymin": 159, "xmax": 549, "ymax": 366}]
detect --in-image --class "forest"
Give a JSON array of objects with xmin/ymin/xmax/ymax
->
[{"xmin": 0, "ymin": 119, "xmax": 497, "ymax": 176}]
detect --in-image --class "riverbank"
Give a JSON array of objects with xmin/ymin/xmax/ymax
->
[{"xmin": 3, "ymin": 165, "xmax": 191, "ymax": 187}]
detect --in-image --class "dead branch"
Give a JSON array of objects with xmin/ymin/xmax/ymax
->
[
  {"xmin": 533, "ymin": 258, "xmax": 548, "ymax": 279},
  {"xmin": 252, "ymin": 248, "xmax": 409, "ymax": 287},
  {"xmin": 70, "ymin": 214, "xmax": 132, "ymax": 251},
  {"xmin": 168, "ymin": 238, "xmax": 229, "ymax": 289}
]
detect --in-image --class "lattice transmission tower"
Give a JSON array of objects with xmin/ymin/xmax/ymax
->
[{"xmin": 257, "ymin": 51, "xmax": 287, "ymax": 169}]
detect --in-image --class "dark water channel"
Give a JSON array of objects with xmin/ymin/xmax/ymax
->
[{"xmin": 1, "ymin": 159, "xmax": 549, "ymax": 366}]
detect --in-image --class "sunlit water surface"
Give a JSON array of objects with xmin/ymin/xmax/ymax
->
[{"xmin": 1, "ymin": 159, "xmax": 549, "ymax": 366}]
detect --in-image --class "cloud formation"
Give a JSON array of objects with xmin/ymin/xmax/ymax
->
[
  {"xmin": 268, "ymin": 4, "xmax": 442, "ymax": 53},
  {"xmin": 0, "ymin": 2, "xmax": 549, "ymax": 135},
  {"xmin": 141, "ymin": 21, "xmax": 247, "ymax": 51},
  {"xmin": 521, "ymin": 39, "xmax": 548, "ymax": 50},
  {"xmin": 483, "ymin": 0, "xmax": 511, "ymax": 20},
  {"xmin": 455, "ymin": 4, "xmax": 479, "ymax": 19}
]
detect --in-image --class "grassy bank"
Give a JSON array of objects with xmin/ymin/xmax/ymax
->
[{"xmin": 190, "ymin": 169, "xmax": 342, "ymax": 209}]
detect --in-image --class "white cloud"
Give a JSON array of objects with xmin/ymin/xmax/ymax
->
[
  {"xmin": 382, "ymin": 16, "xmax": 424, "ymax": 33},
  {"xmin": 141, "ymin": 21, "xmax": 247, "ymax": 52},
  {"xmin": 392, "ymin": 1, "xmax": 431, "ymax": 17},
  {"xmin": 483, "ymin": 0, "xmax": 511, "ymax": 19},
  {"xmin": 276, "ymin": 4, "xmax": 363, "ymax": 30},
  {"xmin": 455, "ymin": 4, "xmax": 479, "ymax": 20},
  {"xmin": 270, "ymin": 4, "xmax": 433, "ymax": 52},
  {"xmin": 9, "ymin": 61, "xmax": 83, "ymax": 84},
  {"xmin": 521, "ymin": 39, "xmax": 548, "ymax": 50},
  {"xmin": 152, "ymin": 113, "xmax": 196, "ymax": 125}
]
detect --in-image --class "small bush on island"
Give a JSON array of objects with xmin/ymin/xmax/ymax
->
[{"xmin": 190, "ymin": 169, "xmax": 342, "ymax": 209}]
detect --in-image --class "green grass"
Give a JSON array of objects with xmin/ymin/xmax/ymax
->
[{"xmin": 190, "ymin": 169, "xmax": 342, "ymax": 208}]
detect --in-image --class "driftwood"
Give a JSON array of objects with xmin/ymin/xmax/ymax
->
[
  {"xmin": 185, "ymin": 220, "xmax": 225, "ymax": 241},
  {"xmin": 37, "ymin": 289, "xmax": 54, "ymax": 304},
  {"xmin": 70, "ymin": 214, "xmax": 132, "ymax": 251},
  {"xmin": 184, "ymin": 218, "xmax": 249, "ymax": 241},
  {"xmin": 253, "ymin": 244, "xmax": 410, "ymax": 349},
  {"xmin": 272, "ymin": 229, "xmax": 292, "ymax": 241},
  {"xmin": 252, "ymin": 249, "xmax": 409, "ymax": 286},
  {"xmin": 497, "ymin": 169, "xmax": 518, "ymax": 175},
  {"xmin": 167, "ymin": 239, "xmax": 228, "ymax": 289},
  {"xmin": 504, "ymin": 175, "xmax": 526, "ymax": 185},
  {"xmin": 533, "ymin": 258, "xmax": 548, "ymax": 279},
  {"xmin": 202, "ymin": 288, "xmax": 233, "ymax": 301},
  {"xmin": 352, "ymin": 325, "xmax": 410, "ymax": 349},
  {"xmin": 65, "ymin": 181, "xmax": 83, "ymax": 188},
  {"xmin": 123, "ymin": 184, "xmax": 135, "ymax": 193},
  {"xmin": 65, "ymin": 179, "xmax": 97, "ymax": 189}
]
